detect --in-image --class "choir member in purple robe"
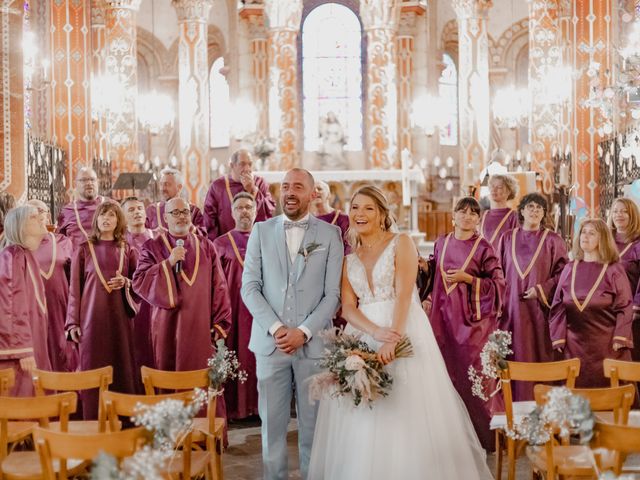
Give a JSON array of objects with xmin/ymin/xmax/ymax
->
[
  {"xmin": 0, "ymin": 192, "xmax": 16, "ymax": 245},
  {"xmin": 122, "ymin": 197, "xmax": 156, "ymax": 370},
  {"xmin": 203, "ymin": 149, "xmax": 275, "ymax": 241},
  {"xmin": 132, "ymin": 197, "xmax": 232, "ymax": 421},
  {"xmin": 27, "ymin": 199, "xmax": 77, "ymax": 372},
  {"xmin": 497, "ymin": 193, "xmax": 568, "ymax": 400},
  {"xmin": 66, "ymin": 201, "xmax": 140, "ymax": 418},
  {"xmin": 427, "ymin": 197, "xmax": 505, "ymax": 450},
  {"xmin": 608, "ymin": 198, "xmax": 640, "ymax": 361},
  {"xmin": 550, "ymin": 218, "xmax": 633, "ymax": 388},
  {"xmin": 213, "ymin": 192, "xmax": 258, "ymax": 420},
  {"xmin": 312, "ymin": 180, "xmax": 351, "ymax": 255},
  {"xmin": 56, "ymin": 167, "xmax": 106, "ymax": 247},
  {"xmin": 0, "ymin": 205, "xmax": 51, "ymax": 396},
  {"xmin": 480, "ymin": 174, "xmax": 519, "ymax": 250},
  {"xmin": 145, "ymin": 167, "xmax": 206, "ymax": 235}
]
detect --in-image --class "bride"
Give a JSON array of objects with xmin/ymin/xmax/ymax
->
[{"xmin": 308, "ymin": 185, "xmax": 493, "ymax": 480}]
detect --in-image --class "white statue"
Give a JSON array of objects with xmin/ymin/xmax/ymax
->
[{"xmin": 317, "ymin": 112, "xmax": 348, "ymax": 170}]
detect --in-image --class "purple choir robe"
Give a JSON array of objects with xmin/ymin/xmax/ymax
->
[
  {"xmin": 428, "ymin": 232, "xmax": 505, "ymax": 450},
  {"xmin": 126, "ymin": 230, "xmax": 156, "ymax": 370},
  {"xmin": 614, "ymin": 235, "xmax": 640, "ymax": 362},
  {"xmin": 33, "ymin": 232, "xmax": 78, "ymax": 372},
  {"xmin": 203, "ymin": 175, "xmax": 275, "ymax": 241},
  {"xmin": 315, "ymin": 210, "xmax": 352, "ymax": 255},
  {"xmin": 213, "ymin": 230, "xmax": 258, "ymax": 420},
  {"xmin": 0, "ymin": 245, "xmax": 51, "ymax": 396},
  {"xmin": 144, "ymin": 201, "xmax": 206, "ymax": 237},
  {"xmin": 498, "ymin": 228, "xmax": 568, "ymax": 400},
  {"xmin": 480, "ymin": 207, "xmax": 519, "ymax": 250},
  {"xmin": 550, "ymin": 261, "xmax": 633, "ymax": 388},
  {"xmin": 56, "ymin": 197, "xmax": 105, "ymax": 247},
  {"xmin": 65, "ymin": 240, "xmax": 140, "ymax": 418}
]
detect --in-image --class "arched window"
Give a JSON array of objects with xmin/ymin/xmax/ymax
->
[
  {"xmin": 439, "ymin": 53, "xmax": 458, "ymax": 146},
  {"xmin": 301, "ymin": 3, "xmax": 363, "ymax": 151},
  {"xmin": 209, "ymin": 57, "xmax": 231, "ymax": 148}
]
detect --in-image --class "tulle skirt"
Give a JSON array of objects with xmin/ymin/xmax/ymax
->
[{"xmin": 308, "ymin": 299, "xmax": 494, "ymax": 480}]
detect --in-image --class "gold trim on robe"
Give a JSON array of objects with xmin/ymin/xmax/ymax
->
[
  {"xmin": 39, "ymin": 232, "xmax": 57, "ymax": 280},
  {"xmin": 536, "ymin": 284, "xmax": 551, "ymax": 308},
  {"xmin": 87, "ymin": 242, "xmax": 126, "ymax": 294},
  {"xmin": 439, "ymin": 233, "xmax": 482, "ymax": 295},
  {"xmin": 161, "ymin": 260, "xmax": 176, "ymax": 308},
  {"xmin": 227, "ymin": 232, "xmax": 245, "ymax": 268},
  {"xmin": 570, "ymin": 261, "xmax": 608, "ymax": 313},
  {"xmin": 511, "ymin": 228, "xmax": 549, "ymax": 280},
  {"xmin": 213, "ymin": 324, "xmax": 228, "ymax": 339},
  {"xmin": 0, "ymin": 347, "xmax": 34, "ymax": 355},
  {"xmin": 480, "ymin": 209, "xmax": 514, "ymax": 245},
  {"xmin": 159, "ymin": 233, "xmax": 200, "ymax": 286}
]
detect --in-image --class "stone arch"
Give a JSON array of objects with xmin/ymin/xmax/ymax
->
[
  {"xmin": 136, "ymin": 27, "xmax": 171, "ymax": 88},
  {"xmin": 166, "ymin": 24, "xmax": 226, "ymax": 71},
  {"xmin": 441, "ymin": 19, "xmax": 458, "ymax": 59},
  {"xmin": 490, "ymin": 17, "xmax": 529, "ymax": 69}
]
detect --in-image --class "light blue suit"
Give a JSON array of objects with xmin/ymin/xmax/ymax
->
[{"xmin": 241, "ymin": 214, "xmax": 343, "ymax": 480}]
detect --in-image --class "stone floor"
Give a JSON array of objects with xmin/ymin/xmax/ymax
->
[{"xmin": 222, "ymin": 420, "xmax": 532, "ymax": 480}]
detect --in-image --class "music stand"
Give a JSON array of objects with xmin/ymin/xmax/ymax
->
[{"xmin": 112, "ymin": 173, "xmax": 153, "ymax": 194}]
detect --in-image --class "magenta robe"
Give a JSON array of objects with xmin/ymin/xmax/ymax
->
[
  {"xmin": 480, "ymin": 208, "xmax": 519, "ymax": 250},
  {"xmin": 213, "ymin": 230, "xmax": 258, "ymax": 420},
  {"xmin": 550, "ymin": 261, "xmax": 633, "ymax": 388},
  {"xmin": 428, "ymin": 233, "xmax": 505, "ymax": 450},
  {"xmin": 614, "ymin": 235, "xmax": 640, "ymax": 362},
  {"xmin": 315, "ymin": 210, "xmax": 352, "ymax": 255},
  {"xmin": 56, "ymin": 197, "xmax": 105, "ymax": 247},
  {"xmin": 33, "ymin": 232, "xmax": 77, "ymax": 372},
  {"xmin": 144, "ymin": 201, "xmax": 206, "ymax": 237},
  {"xmin": 65, "ymin": 240, "xmax": 140, "ymax": 418},
  {"xmin": 0, "ymin": 245, "xmax": 51, "ymax": 396},
  {"xmin": 203, "ymin": 175, "xmax": 275, "ymax": 240},
  {"xmin": 126, "ymin": 230, "xmax": 156, "ymax": 370},
  {"xmin": 498, "ymin": 228, "xmax": 568, "ymax": 400}
]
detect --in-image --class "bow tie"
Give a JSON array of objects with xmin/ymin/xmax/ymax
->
[{"xmin": 284, "ymin": 219, "xmax": 309, "ymax": 230}]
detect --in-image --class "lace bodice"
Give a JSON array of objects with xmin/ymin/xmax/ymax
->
[{"xmin": 346, "ymin": 235, "xmax": 399, "ymax": 305}]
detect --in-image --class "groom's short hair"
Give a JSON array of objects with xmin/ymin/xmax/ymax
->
[{"xmin": 287, "ymin": 168, "xmax": 315, "ymax": 189}]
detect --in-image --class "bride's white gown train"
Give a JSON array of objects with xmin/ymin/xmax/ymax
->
[{"xmin": 308, "ymin": 236, "xmax": 494, "ymax": 480}]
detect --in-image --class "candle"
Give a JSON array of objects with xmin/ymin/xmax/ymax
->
[
  {"xmin": 559, "ymin": 164, "xmax": 569, "ymax": 186},
  {"xmin": 401, "ymin": 148, "xmax": 411, "ymax": 207}
]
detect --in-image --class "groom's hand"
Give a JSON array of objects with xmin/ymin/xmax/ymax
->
[{"xmin": 275, "ymin": 327, "xmax": 305, "ymax": 354}]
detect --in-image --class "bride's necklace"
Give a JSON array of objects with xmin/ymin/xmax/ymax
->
[{"xmin": 361, "ymin": 232, "xmax": 384, "ymax": 249}]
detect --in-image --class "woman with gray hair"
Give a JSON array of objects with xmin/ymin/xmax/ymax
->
[
  {"xmin": 0, "ymin": 205, "xmax": 51, "ymax": 396},
  {"xmin": 480, "ymin": 174, "xmax": 519, "ymax": 250},
  {"xmin": 0, "ymin": 191, "xmax": 15, "ymax": 244}
]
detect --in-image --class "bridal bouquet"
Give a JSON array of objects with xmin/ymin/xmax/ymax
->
[
  {"xmin": 468, "ymin": 329, "xmax": 512, "ymax": 401},
  {"xmin": 309, "ymin": 328, "xmax": 414, "ymax": 408}
]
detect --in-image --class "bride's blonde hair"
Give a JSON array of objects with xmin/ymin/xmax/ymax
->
[{"xmin": 347, "ymin": 185, "xmax": 396, "ymax": 248}]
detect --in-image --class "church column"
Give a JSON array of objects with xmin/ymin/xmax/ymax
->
[
  {"xmin": 361, "ymin": 0, "xmax": 400, "ymax": 169},
  {"xmin": 453, "ymin": 0, "xmax": 492, "ymax": 192},
  {"xmin": 50, "ymin": 0, "xmax": 92, "ymax": 186},
  {"xmin": 90, "ymin": 0, "xmax": 108, "ymax": 162},
  {"xmin": 29, "ymin": 0, "xmax": 50, "ymax": 139},
  {"xmin": 558, "ymin": 0, "xmax": 572, "ymax": 150},
  {"xmin": 173, "ymin": 0, "xmax": 212, "ymax": 204},
  {"xmin": 104, "ymin": 0, "xmax": 140, "ymax": 177},
  {"xmin": 529, "ymin": 0, "xmax": 563, "ymax": 194},
  {"xmin": 571, "ymin": 0, "xmax": 613, "ymax": 216},
  {"xmin": 0, "ymin": 1, "xmax": 25, "ymax": 199},
  {"xmin": 263, "ymin": 0, "xmax": 302, "ymax": 170},
  {"xmin": 240, "ymin": 4, "xmax": 268, "ymax": 138}
]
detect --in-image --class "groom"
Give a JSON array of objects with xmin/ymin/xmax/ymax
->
[{"xmin": 241, "ymin": 168, "xmax": 343, "ymax": 480}]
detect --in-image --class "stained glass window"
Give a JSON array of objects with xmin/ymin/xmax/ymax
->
[
  {"xmin": 302, "ymin": 3, "xmax": 363, "ymax": 151},
  {"xmin": 439, "ymin": 53, "xmax": 458, "ymax": 146},
  {"xmin": 209, "ymin": 57, "xmax": 231, "ymax": 148}
]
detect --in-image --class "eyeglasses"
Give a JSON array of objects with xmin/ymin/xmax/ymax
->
[
  {"xmin": 167, "ymin": 209, "xmax": 191, "ymax": 218},
  {"xmin": 233, "ymin": 205, "xmax": 255, "ymax": 212},
  {"xmin": 524, "ymin": 204, "xmax": 544, "ymax": 211}
]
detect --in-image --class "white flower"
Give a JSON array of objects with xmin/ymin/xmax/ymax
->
[{"xmin": 344, "ymin": 354, "xmax": 366, "ymax": 371}]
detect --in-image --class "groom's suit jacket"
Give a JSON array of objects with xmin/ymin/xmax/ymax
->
[{"xmin": 241, "ymin": 214, "xmax": 344, "ymax": 357}]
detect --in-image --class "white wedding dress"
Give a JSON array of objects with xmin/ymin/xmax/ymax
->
[{"xmin": 308, "ymin": 236, "xmax": 494, "ymax": 480}]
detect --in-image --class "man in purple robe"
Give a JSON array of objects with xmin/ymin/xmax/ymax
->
[
  {"xmin": 27, "ymin": 199, "xmax": 77, "ymax": 372},
  {"xmin": 145, "ymin": 167, "xmax": 206, "ymax": 235},
  {"xmin": 122, "ymin": 197, "xmax": 156, "ymax": 369},
  {"xmin": 311, "ymin": 180, "xmax": 351, "ymax": 255},
  {"xmin": 132, "ymin": 197, "xmax": 232, "ymax": 419},
  {"xmin": 203, "ymin": 149, "xmax": 275, "ymax": 241},
  {"xmin": 56, "ymin": 167, "xmax": 106, "ymax": 247},
  {"xmin": 480, "ymin": 174, "xmax": 519, "ymax": 250},
  {"xmin": 213, "ymin": 192, "xmax": 258, "ymax": 420}
]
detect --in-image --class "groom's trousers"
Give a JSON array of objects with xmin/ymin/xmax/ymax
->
[{"xmin": 256, "ymin": 348, "xmax": 320, "ymax": 480}]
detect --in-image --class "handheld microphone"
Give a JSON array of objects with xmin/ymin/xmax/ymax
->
[{"xmin": 175, "ymin": 239, "xmax": 184, "ymax": 274}]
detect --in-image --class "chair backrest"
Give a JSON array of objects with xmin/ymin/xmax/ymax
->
[
  {"xmin": 32, "ymin": 366, "xmax": 113, "ymax": 394},
  {"xmin": 603, "ymin": 359, "xmax": 640, "ymax": 385},
  {"xmin": 594, "ymin": 420, "xmax": 640, "ymax": 475},
  {"xmin": 140, "ymin": 366, "xmax": 209, "ymax": 394},
  {"xmin": 534, "ymin": 384, "xmax": 635, "ymax": 424},
  {"xmin": 500, "ymin": 359, "xmax": 581, "ymax": 428},
  {"xmin": 0, "ymin": 392, "xmax": 77, "ymax": 461},
  {"xmin": 0, "ymin": 369, "xmax": 14, "ymax": 396},
  {"xmin": 33, "ymin": 426, "xmax": 149, "ymax": 480}
]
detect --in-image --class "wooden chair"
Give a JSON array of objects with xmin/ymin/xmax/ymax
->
[
  {"xmin": 141, "ymin": 366, "xmax": 225, "ymax": 479},
  {"xmin": 0, "ymin": 370, "xmax": 14, "ymax": 396},
  {"xmin": 0, "ymin": 392, "xmax": 82, "ymax": 480},
  {"xmin": 603, "ymin": 359, "xmax": 640, "ymax": 406},
  {"xmin": 33, "ymin": 426, "xmax": 150, "ymax": 480},
  {"xmin": 101, "ymin": 390, "xmax": 211, "ymax": 479},
  {"xmin": 32, "ymin": 366, "xmax": 113, "ymax": 433},
  {"xmin": 593, "ymin": 420, "xmax": 640, "ymax": 476},
  {"xmin": 0, "ymin": 370, "xmax": 34, "ymax": 450},
  {"xmin": 527, "ymin": 384, "xmax": 636, "ymax": 479},
  {"xmin": 493, "ymin": 358, "xmax": 580, "ymax": 480}
]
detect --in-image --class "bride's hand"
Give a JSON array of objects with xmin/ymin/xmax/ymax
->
[
  {"xmin": 373, "ymin": 327, "xmax": 401, "ymax": 344},
  {"xmin": 378, "ymin": 342, "xmax": 397, "ymax": 365}
]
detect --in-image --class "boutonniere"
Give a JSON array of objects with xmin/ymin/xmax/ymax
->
[{"xmin": 298, "ymin": 242, "xmax": 324, "ymax": 262}]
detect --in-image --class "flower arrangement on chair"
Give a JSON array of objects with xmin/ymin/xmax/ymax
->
[{"xmin": 468, "ymin": 329, "xmax": 513, "ymax": 401}]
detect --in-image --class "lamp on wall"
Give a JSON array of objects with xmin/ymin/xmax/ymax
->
[
  {"xmin": 492, "ymin": 86, "xmax": 529, "ymax": 129},
  {"xmin": 410, "ymin": 94, "xmax": 450, "ymax": 136}
]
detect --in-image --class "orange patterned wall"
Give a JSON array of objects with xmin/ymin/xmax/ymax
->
[{"xmin": 396, "ymin": 35, "xmax": 413, "ymax": 155}]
